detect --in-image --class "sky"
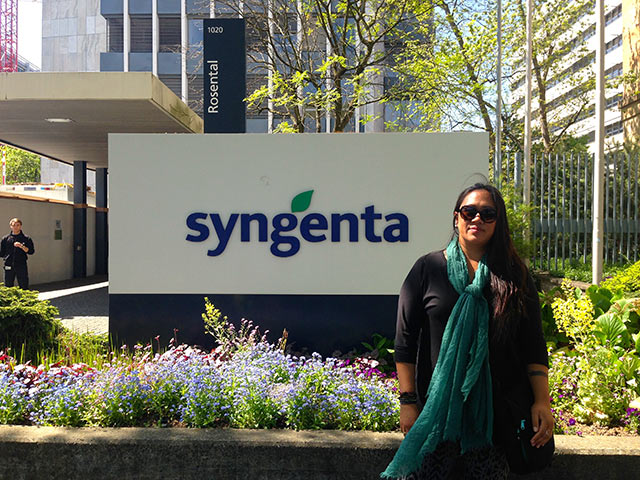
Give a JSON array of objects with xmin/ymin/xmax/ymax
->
[{"xmin": 18, "ymin": 0, "xmax": 42, "ymax": 68}]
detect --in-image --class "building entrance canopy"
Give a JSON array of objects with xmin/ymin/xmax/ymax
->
[{"xmin": 0, "ymin": 72, "xmax": 202, "ymax": 169}]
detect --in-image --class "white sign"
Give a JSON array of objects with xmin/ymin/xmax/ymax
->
[{"xmin": 109, "ymin": 133, "xmax": 488, "ymax": 295}]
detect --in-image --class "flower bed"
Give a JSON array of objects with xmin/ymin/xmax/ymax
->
[
  {"xmin": 0, "ymin": 343, "xmax": 399, "ymax": 430},
  {"xmin": 544, "ymin": 276, "xmax": 640, "ymax": 435}
]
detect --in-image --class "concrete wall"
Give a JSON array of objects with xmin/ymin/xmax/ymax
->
[
  {"xmin": 42, "ymin": 0, "xmax": 106, "ymax": 72},
  {"xmin": 0, "ymin": 184, "xmax": 96, "ymax": 207},
  {"xmin": 0, "ymin": 427, "xmax": 639, "ymax": 480},
  {"xmin": 40, "ymin": 158, "xmax": 97, "ymax": 191},
  {"xmin": 0, "ymin": 195, "xmax": 96, "ymax": 285}
]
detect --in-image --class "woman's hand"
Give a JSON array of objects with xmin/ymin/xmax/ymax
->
[
  {"xmin": 527, "ymin": 363, "xmax": 553, "ymax": 448},
  {"xmin": 400, "ymin": 403, "xmax": 419, "ymax": 434},
  {"xmin": 530, "ymin": 401, "xmax": 554, "ymax": 448}
]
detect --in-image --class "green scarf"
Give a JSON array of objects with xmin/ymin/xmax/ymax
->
[{"xmin": 381, "ymin": 239, "xmax": 493, "ymax": 479}]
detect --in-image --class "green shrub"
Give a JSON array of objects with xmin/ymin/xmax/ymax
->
[
  {"xmin": 602, "ymin": 260, "xmax": 640, "ymax": 294},
  {"xmin": 0, "ymin": 286, "xmax": 60, "ymax": 362},
  {"xmin": 501, "ymin": 183, "xmax": 536, "ymax": 260},
  {"xmin": 548, "ymin": 259, "xmax": 628, "ymax": 283}
]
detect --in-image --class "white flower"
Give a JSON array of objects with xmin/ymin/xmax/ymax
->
[{"xmin": 594, "ymin": 411, "xmax": 609, "ymax": 421}]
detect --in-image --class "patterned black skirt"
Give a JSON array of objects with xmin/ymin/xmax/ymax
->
[{"xmin": 399, "ymin": 441, "xmax": 509, "ymax": 480}]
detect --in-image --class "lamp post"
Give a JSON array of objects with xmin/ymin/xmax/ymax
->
[{"xmin": 592, "ymin": 0, "xmax": 605, "ymax": 284}]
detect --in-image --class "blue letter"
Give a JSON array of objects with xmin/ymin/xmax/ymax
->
[
  {"xmin": 300, "ymin": 213, "xmax": 328, "ymax": 242},
  {"xmin": 207, "ymin": 213, "xmax": 239, "ymax": 256},
  {"xmin": 186, "ymin": 213, "xmax": 209, "ymax": 242},
  {"xmin": 330, "ymin": 213, "xmax": 358, "ymax": 242},
  {"xmin": 240, "ymin": 213, "xmax": 268, "ymax": 242},
  {"xmin": 360, "ymin": 205, "xmax": 382, "ymax": 242},
  {"xmin": 384, "ymin": 213, "xmax": 409, "ymax": 242},
  {"xmin": 271, "ymin": 213, "xmax": 300, "ymax": 257}
]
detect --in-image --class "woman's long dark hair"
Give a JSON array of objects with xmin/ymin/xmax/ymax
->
[{"xmin": 452, "ymin": 183, "xmax": 530, "ymax": 343}]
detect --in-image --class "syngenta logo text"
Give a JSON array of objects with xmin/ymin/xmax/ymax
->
[{"xmin": 185, "ymin": 190, "xmax": 409, "ymax": 258}]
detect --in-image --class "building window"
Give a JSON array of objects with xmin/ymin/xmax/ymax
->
[
  {"xmin": 605, "ymin": 121, "xmax": 622, "ymax": 136},
  {"xmin": 107, "ymin": 17, "xmax": 123, "ymax": 53},
  {"xmin": 605, "ymin": 5, "xmax": 622, "ymax": 25},
  {"xmin": 606, "ymin": 94, "xmax": 621, "ymax": 110},
  {"xmin": 160, "ymin": 17, "xmax": 181, "ymax": 52},
  {"xmin": 605, "ymin": 35, "xmax": 622, "ymax": 54},
  {"xmin": 583, "ymin": 25, "xmax": 595, "ymax": 41},
  {"xmin": 131, "ymin": 17, "xmax": 152, "ymax": 52},
  {"xmin": 605, "ymin": 63, "xmax": 623, "ymax": 80}
]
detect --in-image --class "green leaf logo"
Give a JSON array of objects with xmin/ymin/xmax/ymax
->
[{"xmin": 291, "ymin": 190, "xmax": 314, "ymax": 213}]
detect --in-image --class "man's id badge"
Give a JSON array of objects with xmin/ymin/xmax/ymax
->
[{"xmin": 4, "ymin": 266, "xmax": 11, "ymax": 271}]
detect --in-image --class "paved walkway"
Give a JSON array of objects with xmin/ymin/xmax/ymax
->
[{"xmin": 33, "ymin": 275, "xmax": 109, "ymax": 335}]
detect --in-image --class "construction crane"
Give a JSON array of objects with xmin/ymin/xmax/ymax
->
[{"xmin": 1, "ymin": 0, "xmax": 18, "ymax": 72}]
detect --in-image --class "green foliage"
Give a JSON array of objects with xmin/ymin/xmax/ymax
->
[
  {"xmin": 240, "ymin": 0, "xmax": 430, "ymax": 133},
  {"xmin": 602, "ymin": 260, "xmax": 640, "ymax": 295},
  {"xmin": 501, "ymin": 183, "xmax": 536, "ymax": 260},
  {"xmin": 548, "ymin": 277, "xmax": 640, "ymax": 430},
  {"xmin": 573, "ymin": 347, "xmax": 637, "ymax": 425},
  {"xmin": 509, "ymin": 0, "xmax": 594, "ymax": 154},
  {"xmin": 551, "ymin": 279, "xmax": 595, "ymax": 347},
  {"xmin": 360, "ymin": 333, "xmax": 395, "ymax": 374},
  {"xmin": 584, "ymin": 284, "xmax": 623, "ymax": 317},
  {"xmin": 391, "ymin": 0, "xmax": 498, "ymax": 136},
  {"xmin": 549, "ymin": 260, "xmax": 629, "ymax": 284},
  {"xmin": 45, "ymin": 331, "xmax": 111, "ymax": 366},
  {"xmin": 538, "ymin": 287, "xmax": 569, "ymax": 349},
  {"xmin": 361, "ymin": 333, "xmax": 395, "ymax": 360},
  {"xmin": 0, "ymin": 367, "xmax": 29, "ymax": 424},
  {"xmin": 202, "ymin": 297, "xmax": 268, "ymax": 357},
  {"xmin": 0, "ymin": 286, "xmax": 61, "ymax": 362},
  {"xmin": 548, "ymin": 351, "xmax": 580, "ymax": 433},
  {"xmin": 2, "ymin": 145, "xmax": 40, "ymax": 184}
]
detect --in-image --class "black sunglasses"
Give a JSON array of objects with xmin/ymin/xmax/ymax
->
[{"xmin": 457, "ymin": 205, "xmax": 498, "ymax": 223}]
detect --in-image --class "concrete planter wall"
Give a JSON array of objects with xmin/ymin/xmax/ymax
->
[{"xmin": 0, "ymin": 427, "xmax": 638, "ymax": 480}]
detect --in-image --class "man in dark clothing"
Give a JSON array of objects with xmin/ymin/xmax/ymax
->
[{"xmin": 0, "ymin": 218, "xmax": 35, "ymax": 289}]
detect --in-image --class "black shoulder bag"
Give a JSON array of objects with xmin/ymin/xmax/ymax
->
[{"xmin": 497, "ymin": 377, "xmax": 555, "ymax": 475}]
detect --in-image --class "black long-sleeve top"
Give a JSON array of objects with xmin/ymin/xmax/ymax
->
[
  {"xmin": 0, "ymin": 231, "xmax": 35, "ymax": 267},
  {"xmin": 394, "ymin": 250, "xmax": 548, "ymax": 408}
]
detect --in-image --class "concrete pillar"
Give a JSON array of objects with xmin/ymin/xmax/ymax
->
[
  {"xmin": 95, "ymin": 168, "xmax": 108, "ymax": 275},
  {"xmin": 73, "ymin": 161, "xmax": 87, "ymax": 278}
]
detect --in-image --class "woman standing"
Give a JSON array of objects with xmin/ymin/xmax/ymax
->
[{"xmin": 382, "ymin": 184, "xmax": 553, "ymax": 479}]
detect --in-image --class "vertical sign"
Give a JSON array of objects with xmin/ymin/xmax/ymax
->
[{"xmin": 203, "ymin": 18, "xmax": 246, "ymax": 133}]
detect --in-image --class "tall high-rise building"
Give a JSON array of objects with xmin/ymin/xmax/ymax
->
[{"xmin": 512, "ymin": 1, "xmax": 627, "ymax": 151}]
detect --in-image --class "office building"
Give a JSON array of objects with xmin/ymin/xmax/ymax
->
[
  {"xmin": 512, "ymin": 1, "xmax": 627, "ymax": 150},
  {"xmin": 41, "ymin": 0, "xmax": 398, "ymax": 133}
]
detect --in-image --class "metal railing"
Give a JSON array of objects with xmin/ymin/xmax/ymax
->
[{"xmin": 500, "ymin": 151, "xmax": 640, "ymax": 271}]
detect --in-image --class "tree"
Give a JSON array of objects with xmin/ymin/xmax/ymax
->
[
  {"xmin": 388, "ymin": 0, "xmax": 499, "ymax": 148},
  {"xmin": 1, "ymin": 145, "xmax": 40, "ymax": 184},
  {"xmin": 210, "ymin": 0, "xmax": 430, "ymax": 132},
  {"xmin": 389, "ymin": 0, "xmax": 596, "ymax": 157},
  {"xmin": 509, "ymin": 0, "xmax": 594, "ymax": 154}
]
